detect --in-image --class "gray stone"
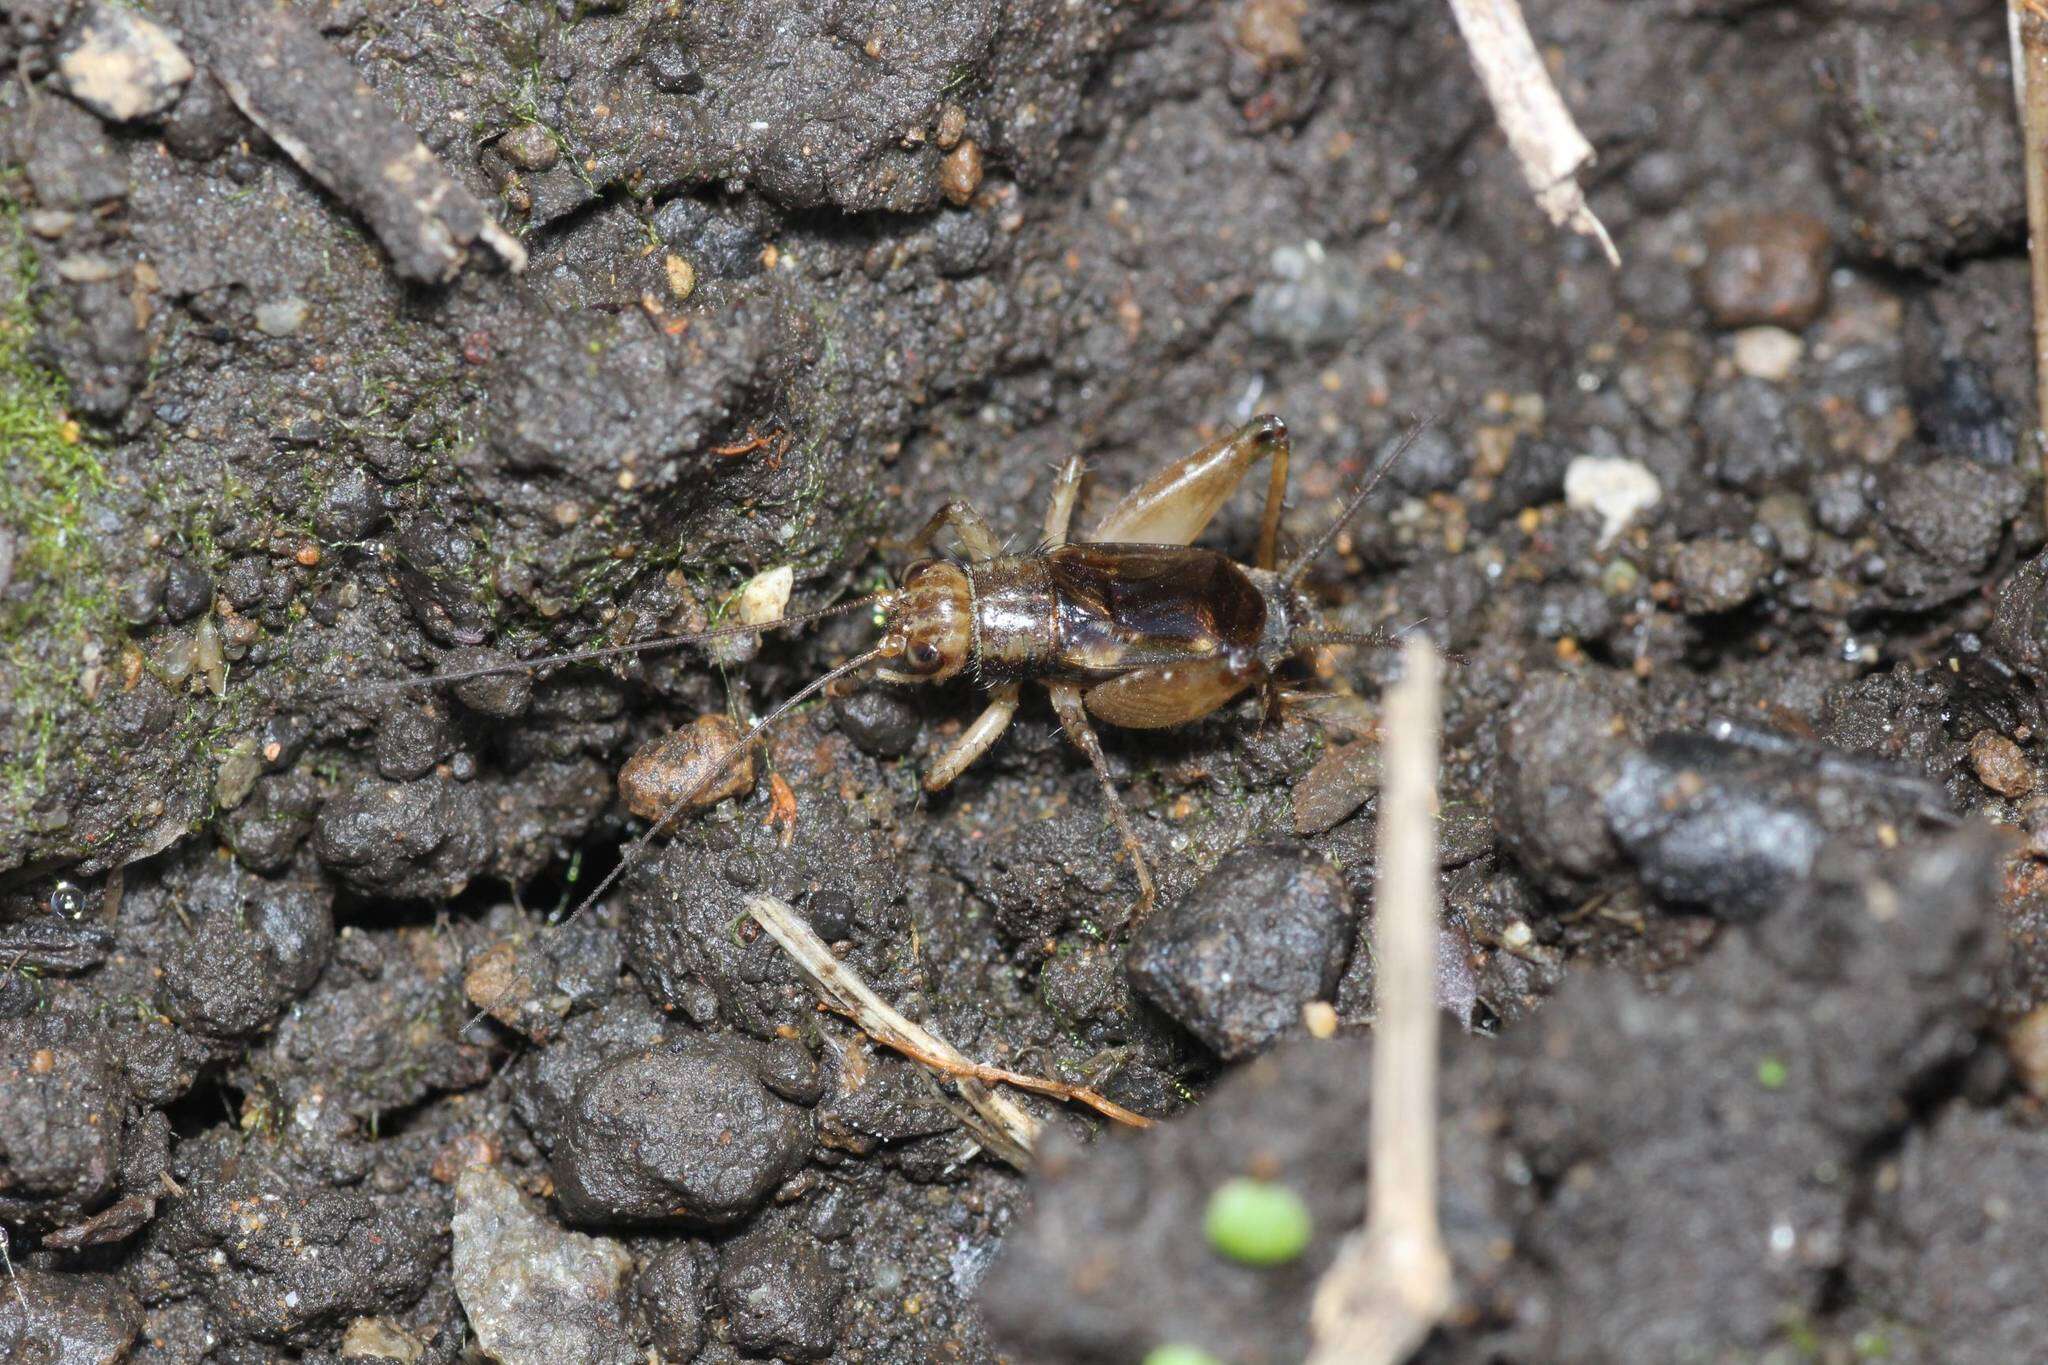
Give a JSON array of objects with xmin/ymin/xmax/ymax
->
[
  {"xmin": 551, "ymin": 1033, "xmax": 812, "ymax": 1227},
  {"xmin": 1125, "ymin": 845, "xmax": 1354, "ymax": 1060},
  {"xmin": 717, "ymin": 1224, "xmax": 845, "ymax": 1361},
  {"xmin": 451, "ymin": 1168, "xmax": 638, "ymax": 1365}
]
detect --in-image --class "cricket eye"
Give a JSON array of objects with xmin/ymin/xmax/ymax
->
[{"xmin": 905, "ymin": 639, "xmax": 944, "ymax": 673}]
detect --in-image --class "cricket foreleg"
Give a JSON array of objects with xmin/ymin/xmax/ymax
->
[
  {"xmin": 1043, "ymin": 455, "xmax": 1085, "ymax": 549},
  {"xmin": 902, "ymin": 499, "xmax": 1002, "ymax": 563},
  {"xmin": 922, "ymin": 684, "xmax": 1021, "ymax": 792}
]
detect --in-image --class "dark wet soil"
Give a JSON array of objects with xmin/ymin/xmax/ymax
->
[{"xmin": 5, "ymin": 0, "xmax": 2047, "ymax": 1361}]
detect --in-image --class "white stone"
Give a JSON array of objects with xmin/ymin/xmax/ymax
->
[
  {"xmin": 735, "ymin": 564, "xmax": 795, "ymax": 627},
  {"xmin": 1731, "ymin": 326, "xmax": 1803, "ymax": 382},
  {"xmin": 1565, "ymin": 455, "xmax": 1662, "ymax": 546}
]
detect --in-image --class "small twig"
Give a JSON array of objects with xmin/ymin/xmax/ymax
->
[
  {"xmin": 745, "ymin": 897, "xmax": 1152, "ymax": 1171},
  {"xmin": 2009, "ymin": 0, "xmax": 2048, "ymax": 522},
  {"xmin": 0, "ymin": 1226, "xmax": 30, "ymax": 1335},
  {"xmin": 1307, "ymin": 637, "xmax": 1452, "ymax": 1365},
  {"xmin": 1445, "ymin": 0, "xmax": 1619, "ymax": 267},
  {"xmin": 812, "ymin": 998, "xmax": 1154, "ymax": 1128}
]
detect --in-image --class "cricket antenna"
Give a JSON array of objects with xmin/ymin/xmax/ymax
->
[
  {"xmin": 1280, "ymin": 413, "xmax": 1438, "ymax": 588},
  {"xmin": 545, "ymin": 636, "xmax": 898, "ymax": 933},
  {"xmin": 358, "ymin": 591, "xmax": 898, "ymax": 694},
  {"xmin": 1294, "ymin": 624, "xmax": 1469, "ymax": 667}
]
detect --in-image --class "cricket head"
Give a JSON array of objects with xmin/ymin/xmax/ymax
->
[{"xmin": 876, "ymin": 558, "xmax": 974, "ymax": 684}]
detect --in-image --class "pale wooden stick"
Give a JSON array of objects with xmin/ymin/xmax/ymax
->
[
  {"xmin": 1446, "ymin": 0, "xmax": 1620, "ymax": 267},
  {"xmin": 746, "ymin": 896, "xmax": 1151, "ymax": 1173},
  {"xmin": 1307, "ymin": 637, "xmax": 1452, "ymax": 1365},
  {"xmin": 2010, "ymin": 1, "xmax": 2048, "ymax": 523}
]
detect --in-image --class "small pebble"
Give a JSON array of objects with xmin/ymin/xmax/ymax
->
[
  {"xmin": 255, "ymin": 296, "xmax": 309, "ymax": 337},
  {"xmin": 1730, "ymin": 326, "xmax": 1803, "ymax": 381},
  {"xmin": 804, "ymin": 889, "xmax": 857, "ymax": 940},
  {"xmin": 664, "ymin": 253, "xmax": 695, "ymax": 302},
  {"xmin": 215, "ymin": 738, "xmax": 263, "ymax": 810},
  {"xmin": 1564, "ymin": 455, "xmax": 1661, "ymax": 546},
  {"xmin": 26, "ymin": 209, "xmax": 77, "ymax": 238},
  {"xmin": 836, "ymin": 690, "xmax": 920, "ymax": 759},
  {"xmin": 1670, "ymin": 538, "xmax": 1771, "ymax": 614},
  {"xmin": 163, "ymin": 559, "xmax": 214, "ymax": 621},
  {"xmin": 939, "ymin": 140, "xmax": 983, "ymax": 206},
  {"xmin": 1236, "ymin": 0, "xmax": 1307, "ymax": 64},
  {"xmin": 118, "ymin": 565, "xmax": 167, "ymax": 625},
  {"xmin": 340, "ymin": 1318, "xmax": 425, "ymax": 1363},
  {"xmin": 1969, "ymin": 730, "xmax": 2033, "ymax": 797},
  {"xmin": 1698, "ymin": 209, "xmax": 1832, "ymax": 330},
  {"xmin": 58, "ymin": 1, "xmax": 194, "ymax": 122},
  {"xmin": 498, "ymin": 122, "xmax": 560, "ymax": 171},
  {"xmin": 444, "ymin": 648, "xmax": 532, "ymax": 718},
  {"xmin": 617, "ymin": 715, "xmax": 755, "ymax": 820},
  {"xmin": 2007, "ymin": 1007, "xmax": 2048, "ymax": 1100},
  {"xmin": 735, "ymin": 564, "xmax": 793, "ymax": 626},
  {"xmin": 934, "ymin": 102, "xmax": 967, "ymax": 150},
  {"xmin": 717, "ymin": 1225, "xmax": 846, "ymax": 1360}
]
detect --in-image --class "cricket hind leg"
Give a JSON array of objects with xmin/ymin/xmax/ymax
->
[
  {"xmin": 923, "ymin": 683, "xmax": 1021, "ymax": 792},
  {"xmin": 1048, "ymin": 682, "xmax": 1157, "ymax": 920},
  {"xmin": 1090, "ymin": 415, "xmax": 1290, "ymax": 561}
]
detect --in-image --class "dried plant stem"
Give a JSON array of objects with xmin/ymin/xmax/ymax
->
[
  {"xmin": 745, "ymin": 896, "xmax": 1152, "ymax": 1171},
  {"xmin": 0, "ymin": 1227, "xmax": 29, "ymax": 1335},
  {"xmin": 1446, "ymin": 0, "xmax": 1619, "ymax": 267},
  {"xmin": 1307, "ymin": 637, "xmax": 1452, "ymax": 1365},
  {"xmin": 2010, "ymin": 0, "xmax": 2048, "ymax": 523}
]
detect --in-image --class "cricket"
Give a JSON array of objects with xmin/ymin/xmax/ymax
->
[{"xmin": 388, "ymin": 413, "xmax": 1428, "ymax": 926}]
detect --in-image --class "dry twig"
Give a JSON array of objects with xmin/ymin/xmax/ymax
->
[
  {"xmin": 745, "ymin": 896, "xmax": 1152, "ymax": 1171},
  {"xmin": 2009, "ymin": 0, "xmax": 2048, "ymax": 521},
  {"xmin": 0, "ymin": 1228, "xmax": 29, "ymax": 1337},
  {"xmin": 1307, "ymin": 637, "xmax": 1452, "ymax": 1365},
  {"xmin": 1446, "ymin": 0, "xmax": 1619, "ymax": 267}
]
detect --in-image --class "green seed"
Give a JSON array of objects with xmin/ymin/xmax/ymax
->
[
  {"xmin": 1756, "ymin": 1056, "xmax": 1789, "ymax": 1090},
  {"xmin": 1203, "ymin": 1176, "xmax": 1313, "ymax": 1266},
  {"xmin": 1143, "ymin": 1347, "xmax": 1224, "ymax": 1365}
]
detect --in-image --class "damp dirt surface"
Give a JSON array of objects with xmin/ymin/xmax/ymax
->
[{"xmin": 4, "ymin": 0, "xmax": 2048, "ymax": 1361}]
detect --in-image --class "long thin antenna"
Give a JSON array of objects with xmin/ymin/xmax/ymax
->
[
  {"xmin": 547, "ymin": 638, "xmax": 896, "ymax": 932},
  {"xmin": 1293, "ymin": 628, "xmax": 1406, "ymax": 651},
  {"xmin": 1281, "ymin": 415, "xmax": 1437, "ymax": 588},
  {"xmin": 1295, "ymin": 626, "xmax": 1468, "ymax": 668},
  {"xmin": 360, "ymin": 592, "xmax": 897, "ymax": 693}
]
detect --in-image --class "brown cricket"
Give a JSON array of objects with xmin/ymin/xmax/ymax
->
[{"xmin": 396, "ymin": 413, "xmax": 1426, "ymax": 924}]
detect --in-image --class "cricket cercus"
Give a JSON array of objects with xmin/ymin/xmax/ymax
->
[{"xmin": 409, "ymin": 413, "xmax": 1428, "ymax": 924}]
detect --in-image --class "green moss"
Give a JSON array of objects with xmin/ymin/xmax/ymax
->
[{"xmin": 0, "ymin": 195, "xmax": 121, "ymax": 804}]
